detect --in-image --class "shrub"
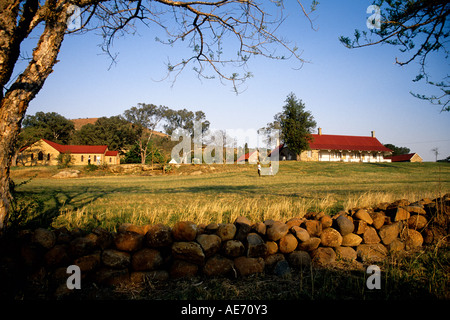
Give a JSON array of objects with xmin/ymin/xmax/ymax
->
[
  {"xmin": 57, "ymin": 151, "xmax": 73, "ymax": 168},
  {"xmin": 85, "ymin": 163, "xmax": 99, "ymax": 172}
]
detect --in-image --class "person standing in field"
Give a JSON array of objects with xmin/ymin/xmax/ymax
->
[{"xmin": 257, "ymin": 162, "xmax": 261, "ymax": 177}]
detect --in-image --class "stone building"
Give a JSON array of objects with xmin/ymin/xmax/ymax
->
[
  {"xmin": 272, "ymin": 128, "xmax": 392, "ymax": 162},
  {"xmin": 16, "ymin": 139, "xmax": 120, "ymax": 166},
  {"xmin": 385, "ymin": 153, "xmax": 423, "ymax": 163}
]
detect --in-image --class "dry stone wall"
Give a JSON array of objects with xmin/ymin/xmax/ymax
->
[{"xmin": 1, "ymin": 194, "xmax": 448, "ymax": 298}]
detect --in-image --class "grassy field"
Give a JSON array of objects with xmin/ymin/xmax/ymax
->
[{"xmin": 10, "ymin": 161, "xmax": 450, "ymax": 231}]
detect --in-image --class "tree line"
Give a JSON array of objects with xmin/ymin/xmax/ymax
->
[
  {"xmin": 20, "ymin": 95, "xmax": 417, "ymax": 167},
  {"xmin": 18, "ymin": 104, "xmax": 210, "ymax": 165},
  {"xmin": 18, "ymin": 93, "xmax": 320, "ymax": 166}
]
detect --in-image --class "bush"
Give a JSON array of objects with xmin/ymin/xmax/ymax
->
[
  {"xmin": 57, "ymin": 151, "xmax": 73, "ymax": 168},
  {"xmin": 8, "ymin": 194, "xmax": 46, "ymax": 230},
  {"xmin": 85, "ymin": 164, "xmax": 99, "ymax": 172}
]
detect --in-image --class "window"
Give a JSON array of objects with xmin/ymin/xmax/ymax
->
[
  {"xmin": 38, "ymin": 151, "xmax": 44, "ymax": 161},
  {"xmin": 47, "ymin": 153, "xmax": 50, "ymax": 161},
  {"xmin": 81, "ymin": 155, "xmax": 84, "ymax": 162},
  {"xmin": 109, "ymin": 157, "xmax": 112, "ymax": 163},
  {"xmin": 94, "ymin": 155, "xmax": 97, "ymax": 162},
  {"xmin": 307, "ymin": 150, "xmax": 312, "ymax": 158}
]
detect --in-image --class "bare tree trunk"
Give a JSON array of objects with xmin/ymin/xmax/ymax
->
[
  {"xmin": 140, "ymin": 139, "xmax": 147, "ymax": 165},
  {"xmin": 0, "ymin": 5, "xmax": 71, "ymax": 230},
  {"xmin": 140, "ymin": 132, "xmax": 154, "ymax": 165}
]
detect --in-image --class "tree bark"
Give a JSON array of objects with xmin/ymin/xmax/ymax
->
[{"xmin": 0, "ymin": 3, "xmax": 72, "ymax": 230}]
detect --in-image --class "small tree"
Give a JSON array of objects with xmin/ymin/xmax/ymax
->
[
  {"xmin": 57, "ymin": 151, "xmax": 73, "ymax": 169},
  {"xmin": 270, "ymin": 93, "xmax": 316, "ymax": 160},
  {"xmin": 124, "ymin": 104, "xmax": 168, "ymax": 165},
  {"xmin": 123, "ymin": 143, "xmax": 141, "ymax": 164}
]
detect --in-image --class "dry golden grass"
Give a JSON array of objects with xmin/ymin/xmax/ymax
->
[{"xmin": 341, "ymin": 190, "xmax": 440, "ymax": 211}]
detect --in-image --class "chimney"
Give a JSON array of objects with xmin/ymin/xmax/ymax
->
[
  {"xmin": 371, "ymin": 131, "xmax": 375, "ymax": 138},
  {"xmin": 318, "ymin": 128, "xmax": 322, "ymax": 135}
]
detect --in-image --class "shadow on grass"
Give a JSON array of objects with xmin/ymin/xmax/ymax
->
[
  {"xmin": 9, "ymin": 178, "xmax": 371, "ymax": 230},
  {"xmin": 9, "ymin": 182, "xmax": 267, "ymax": 230},
  {"xmin": 367, "ymin": 162, "xmax": 405, "ymax": 169},
  {"xmin": 10, "ymin": 186, "xmax": 108, "ymax": 230}
]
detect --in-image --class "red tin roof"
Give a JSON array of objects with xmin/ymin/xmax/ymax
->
[
  {"xmin": 105, "ymin": 150, "xmax": 119, "ymax": 157},
  {"xmin": 308, "ymin": 134, "xmax": 392, "ymax": 152},
  {"xmin": 237, "ymin": 151, "xmax": 257, "ymax": 162},
  {"xmin": 385, "ymin": 153, "xmax": 416, "ymax": 162},
  {"xmin": 42, "ymin": 139, "xmax": 108, "ymax": 154}
]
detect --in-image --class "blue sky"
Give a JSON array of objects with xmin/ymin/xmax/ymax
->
[{"xmin": 21, "ymin": 1, "xmax": 449, "ymax": 161}]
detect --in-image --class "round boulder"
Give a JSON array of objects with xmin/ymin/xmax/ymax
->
[
  {"xmin": 266, "ymin": 221, "xmax": 289, "ymax": 241},
  {"xmin": 102, "ymin": 249, "xmax": 131, "ymax": 269},
  {"xmin": 172, "ymin": 221, "xmax": 198, "ymax": 241},
  {"xmin": 379, "ymin": 223, "xmax": 399, "ymax": 245},
  {"xmin": 404, "ymin": 229, "xmax": 423, "ymax": 250},
  {"xmin": 196, "ymin": 234, "xmax": 222, "ymax": 258},
  {"xmin": 363, "ymin": 227, "xmax": 381, "ymax": 244},
  {"xmin": 320, "ymin": 228, "xmax": 342, "ymax": 247},
  {"xmin": 203, "ymin": 254, "xmax": 234, "ymax": 277},
  {"xmin": 335, "ymin": 246, "xmax": 357, "ymax": 261},
  {"xmin": 288, "ymin": 250, "xmax": 311, "ymax": 268},
  {"xmin": 278, "ymin": 234, "xmax": 298, "ymax": 254},
  {"xmin": 408, "ymin": 215, "xmax": 428, "ymax": 230},
  {"xmin": 335, "ymin": 215, "xmax": 355, "ymax": 236},
  {"xmin": 146, "ymin": 224, "xmax": 173, "ymax": 247},
  {"xmin": 221, "ymin": 240, "xmax": 245, "ymax": 258},
  {"xmin": 354, "ymin": 209, "xmax": 373, "ymax": 224},
  {"xmin": 216, "ymin": 223, "xmax": 236, "ymax": 241},
  {"xmin": 312, "ymin": 247, "xmax": 336, "ymax": 266},
  {"xmin": 246, "ymin": 233, "xmax": 267, "ymax": 258},
  {"xmin": 131, "ymin": 248, "xmax": 163, "ymax": 271},
  {"xmin": 233, "ymin": 256, "xmax": 265, "ymax": 276},
  {"xmin": 290, "ymin": 226, "xmax": 310, "ymax": 242},
  {"xmin": 341, "ymin": 233, "xmax": 362, "ymax": 247},
  {"xmin": 297, "ymin": 237, "xmax": 321, "ymax": 252},
  {"xmin": 172, "ymin": 241, "xmax": 205, "ymax": 265},
  {"xmin": 114, "ymin": 231, "xmax": 143, "ymax": 252},
  {"xmin": 33, "ymin": 228, "xmax": 56, "ymax": 249}
]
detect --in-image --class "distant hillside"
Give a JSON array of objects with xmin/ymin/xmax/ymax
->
[
  {"xmin": 71, "ymin": 118, "xmax": 98, "ymax": 130},
  {"xmin": 70, "ymin": 117, "xmax": 169, "ymax": 138}
]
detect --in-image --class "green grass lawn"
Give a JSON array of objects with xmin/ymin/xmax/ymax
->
[{"xmin": 10, "ymin": 161, "xmax": 450, "ymax": 231}]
